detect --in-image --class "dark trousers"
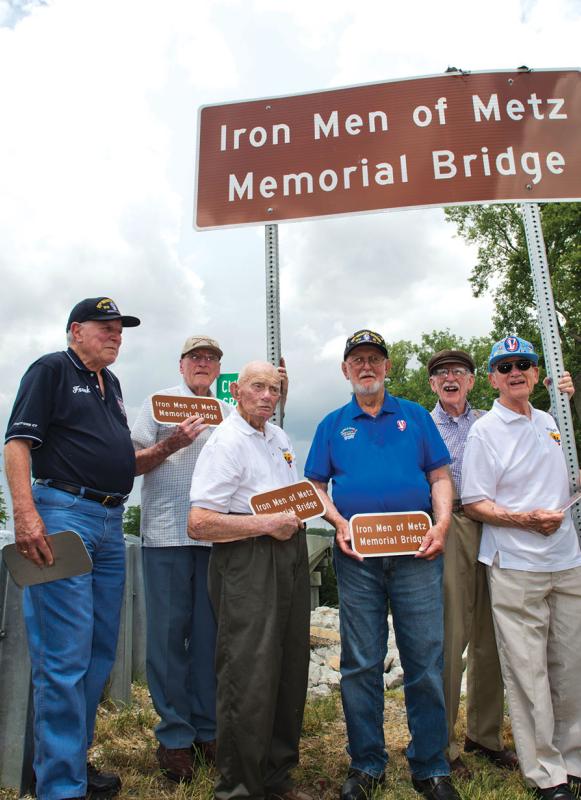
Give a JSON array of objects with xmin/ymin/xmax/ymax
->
[{"xmin": 208, "ymin": 532, "xmax": 310, "ymax": 800}]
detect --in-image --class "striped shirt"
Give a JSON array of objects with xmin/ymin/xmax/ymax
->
[
  {"xmin": 430, "ymin": 401, "xmax": 486, "ymax": 496},
  {"xmin": 131, "ymin": 381, "xmax": 232, "ymax": 547}
]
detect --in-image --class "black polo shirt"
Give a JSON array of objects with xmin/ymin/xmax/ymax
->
[{"xmin": 5, "ymin": 348, "xmax": 135, "ymax": 495}]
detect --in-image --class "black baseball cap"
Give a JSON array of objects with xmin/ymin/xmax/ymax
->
[
  {"xmin": 344, "ymin": 329, "xmax": 389, "ymax": 360},
  {"xmin": 66, "ymin": 297, "xmax": 141, "ymax": 331}
]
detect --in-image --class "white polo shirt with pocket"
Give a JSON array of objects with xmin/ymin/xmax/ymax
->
[{"xmin": 461, "ymin": 398, "xmax": 581, "ymax": 572}]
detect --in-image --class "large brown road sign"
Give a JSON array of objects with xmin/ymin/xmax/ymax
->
[{"xmin": 195, "ymin": 69, "xmax": 581, "ymax": 229}]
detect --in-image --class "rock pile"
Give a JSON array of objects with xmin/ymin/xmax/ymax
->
[{"xmin": 308, "ymin": 606, "xmax": 404, "ymax": 697}]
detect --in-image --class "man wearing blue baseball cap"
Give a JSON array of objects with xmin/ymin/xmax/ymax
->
[{"xmin": 462, "ymin": 336, "xmax": 581, "ymax": 800}]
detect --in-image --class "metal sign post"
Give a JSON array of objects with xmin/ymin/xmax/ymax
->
[
  {"xmin": 521, "ymin": 202, "xmax": 581, "ymax": 538},
  {"xmin": 265, "ymin": 224, "xmax": 283, "ymax": 427}
]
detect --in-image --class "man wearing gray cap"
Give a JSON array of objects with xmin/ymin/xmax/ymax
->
[
  {"xmin": 4, "ymin": 296, "xmax": 140, "ymax": 800},
  {"xmin": 428, "ymin": 349, "xmax": 516, "ymax": 776},
  {"xmin": 131, "ymin": 337, "xmax": 288, "ymax": 783}
]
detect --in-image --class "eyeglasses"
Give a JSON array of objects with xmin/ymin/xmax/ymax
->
[
  {"xmin": 431, "ymin": 367, "xmax": 470, "ymax": 378},
  {"xmin": 495, "ymin": 360, "xmax": 534, "ymax": 374},
  {"xmin": 347, "ymin": 355, "xmax": 385, "ymax": 367},
  {"xmin": 186, "ymin": 353, "xmax": 220, "ymax": 363}
]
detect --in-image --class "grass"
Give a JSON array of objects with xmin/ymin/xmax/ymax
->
[{"xmin": 0, "ymin": 685, "xmax": 540, "ymax": 800}]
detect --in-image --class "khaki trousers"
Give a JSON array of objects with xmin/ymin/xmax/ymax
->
[
  {"xmin": 488, "ymin": 560, "xmax": 581, "ymax": 789},
  {"xmin": 443, "ymin": 512, "xmax": 505, "ymax": 761},
  {"xmin": 208, "ymin": 533, "xmax": 310, "ymax": 800}
]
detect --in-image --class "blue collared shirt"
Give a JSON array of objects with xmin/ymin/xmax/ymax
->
[
  {"xmin": 430, "ymin": 401, "xmax": 486, "ymax": 496},
  {"xmin": 305, "ymin": 392, "xmax": 450, "ymax": 521}
]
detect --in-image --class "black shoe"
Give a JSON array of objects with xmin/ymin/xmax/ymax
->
[
  {"xmin": 464, "ymin": 738, "xmax": 519, "ymax": 770},
  {"xmin": 412, "ymin": 775, "xmax": 460, "ymax": 800},
  {"xmin": 340, "ymin": 769, "xmax": 385, "ymax": 800},
  {"xmin": 86, "ymin": 762, "xmax": 121, "ymax": 797},
  {"xmin": 532, "ymin": 786, "xmax": 576, "ymax": 800}
]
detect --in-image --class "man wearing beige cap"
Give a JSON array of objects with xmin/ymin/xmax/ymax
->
[{"xmin": 131, "ymin": 337, "xmax": 288, "ymax": 783}]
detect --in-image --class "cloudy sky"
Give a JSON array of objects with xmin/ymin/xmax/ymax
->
[{"xmin": 1, "ymin": 0, "xmax": 580, "ymax": 511}]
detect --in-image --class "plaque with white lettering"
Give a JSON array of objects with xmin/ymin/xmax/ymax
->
[
  {"xmin": 151, "ymin": 394, "xmax": 224, "ymax": 426},
  {"xmin": 350, "ymin": 511, "xmax": 432, "ymax": 557},
  {"xmin": 249, "ymin": 480, "xmax": 326, "ymax": 522}
]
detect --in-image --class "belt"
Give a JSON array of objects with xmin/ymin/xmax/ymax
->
[
  {"xmin": 452, "ymin": 499, "xmax": 464, "ymax": 513},
  {"xmin": 35, "ymin": 479, "xmax": 128, "ymax": 508}
]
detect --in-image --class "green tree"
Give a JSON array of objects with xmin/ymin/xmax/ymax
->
[
  {"xmin": 0, "ymin": 482, "xmax": 8, "ymax": 528},
  {"xmin": 123, "ymin": 504, "xmax": 141, "ymax": 537},
  {"xmin": 444, "ymin": 202, "xmax": 581, "ymax": 429}
]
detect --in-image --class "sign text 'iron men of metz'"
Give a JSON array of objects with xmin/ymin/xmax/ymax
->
[{"xmin": 194, "ymin": 69, "xmax": 581, "ymax": 230}]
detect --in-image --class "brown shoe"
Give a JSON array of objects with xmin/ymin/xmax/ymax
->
[
  {"xmin": 156, "ymin": 743, "xmax": 194, "ymax": 783},
  {"xmin": 449, "ymin": 756, "xmax": 473, "ymax": 780},
  {"xmin": 267, "ymin": 789, "xmax": 314, "ymax": 800},
  {"xmin": 464, "ymin": 738, "xmax": 519, "ymax": 770},
  {"xmin": 192, "ymin": 739, "xmax": 217, "ymax": 765}
]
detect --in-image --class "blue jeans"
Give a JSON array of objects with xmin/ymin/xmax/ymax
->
[
  {"xmin": 24, "ymin": 484, "xmax": 125, "ymax": 800},
  {"xmin": 142, "ymin": 545, "xmax": 217, "ymax": 748},
  {"xmin": 334, "ymin": 546, "xmax": 449, "ymax": 780}
]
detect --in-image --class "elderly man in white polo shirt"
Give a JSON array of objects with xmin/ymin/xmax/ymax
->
[
  {"xmin": 188, "ymin": 361, "xmax": 311, "ymax": 800},
  {"xmin": 462, "ymin": 336, "xmax": 581, "ymax": 800}
]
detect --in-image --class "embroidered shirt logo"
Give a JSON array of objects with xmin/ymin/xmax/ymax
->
[
  {"xmin": 396, "ymin": 419, "xmax": 407, "ymax": 431},
  {"xmin": 116, "ymin": 395, "xmax": 127, "ymax": 418},
  {"xmin": 72, "ymin": 385, "xmax": 91, "ymax": 394},
  {"xmin": 549, "ymin": 430, "xmax": 561, "ymax": 445},
  {"xmin": 340, "ymin": 427, "xmax": 357, "ymax": 441}
]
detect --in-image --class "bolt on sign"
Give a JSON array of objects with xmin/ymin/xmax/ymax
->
[
  {"xmin": 151, "ymin": 394, "xmax": 224, "ymax": 426},
  {"xmin": 350, "ymin": 511, "xmax": 432, "ymax": 557},
  {"xmin": 194, "ymin": 69, "xmax": 581, "ymax": 230},
  {"xmin": 249, "ymin": 480, "xmax": 326, "ymax": 523}
]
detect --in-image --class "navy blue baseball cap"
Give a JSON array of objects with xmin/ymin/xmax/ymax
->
[
  {"xmin": 488, "ymin": 336, "xmax": 539, "ymax": 372},
  {"xmin": 344, "ymin": 329, "xmax": 389, "ymax": 360},
  {"xmin": 66, "ymin": 297, "xmax": 140, "ymax": 331}
]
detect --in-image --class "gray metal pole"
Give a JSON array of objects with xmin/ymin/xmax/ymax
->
[
  {"xmin": 521, "ymin": 202, "xmax": 581, "ymax": 538},
  {"xmin": 265, "ymin": 224, "xmax": 283, "ymax": 427}
]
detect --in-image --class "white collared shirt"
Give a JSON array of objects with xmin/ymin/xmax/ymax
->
[
  {"xmin": 190, "ymin": 409, "xmax": 298, "ymax": 513},
  {"xmin": 131, "ymin": 381, "xmax": 232, "ymax": 547},
  {"xmin": 461, "ymin": 399, "xmax": 581, "ymax": 572}
]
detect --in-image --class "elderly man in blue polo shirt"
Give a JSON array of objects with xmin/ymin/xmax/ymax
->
[
  {"xmin": 4, "ymin": 297, "xmax": 139, "ymax": 800},
  {"xmin": 305, "ymin": 329, "xmax": 459, "ymax": 800}
]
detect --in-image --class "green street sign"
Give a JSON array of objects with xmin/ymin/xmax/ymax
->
[{"xmin": 216, "ymin": 372, "xmax": 238, "ymax": 406}]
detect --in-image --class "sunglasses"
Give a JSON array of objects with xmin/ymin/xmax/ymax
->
[{"xmin": 495, "ymin": 359, "xmax": 534, "ymax": 374}]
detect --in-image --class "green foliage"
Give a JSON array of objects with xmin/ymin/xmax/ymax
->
[
  {"xmin": 386, "ymin": 330, "xmax": 496, "ymax": 412},
  {"xmin": 445, "ymin": 202, "xmax": 581, "ymax": 436},
  {"xmin": 0, "ymin": 483, "xmax": 8, "ymax": 528},
  {"xmin": 123, "ymin": 504, "xmax": 141, "ymax": 537}
]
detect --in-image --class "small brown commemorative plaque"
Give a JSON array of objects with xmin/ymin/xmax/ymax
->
[
  {"xmin": 350, "ymin": 511, "xmax": 432, "ymax": 557},
  {"xmin": 250, "ymin": 480, "xmax": 326, "ymax": 522},
  {"xmin": 151, "ymin": 394, "xmax": 224, "ymax": 426}
]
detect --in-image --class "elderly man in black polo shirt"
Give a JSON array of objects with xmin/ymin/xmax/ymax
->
[{"xmin": 4, "ymin": 297, "xmax": 139, "ymax": 800}]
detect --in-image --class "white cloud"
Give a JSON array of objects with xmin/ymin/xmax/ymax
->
[{"xmin": 1, "ymin": 0, "xmax": 579, "ymax": 509}]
